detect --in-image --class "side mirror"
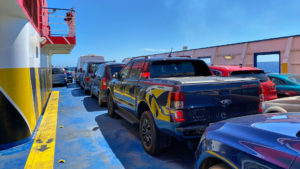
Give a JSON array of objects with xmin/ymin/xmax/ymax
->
[{"xmin": 113, "ymin": 72, "xmax": 119, "ymax": 79}]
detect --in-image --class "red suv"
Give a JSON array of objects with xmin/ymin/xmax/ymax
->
[{"xmin": 210, "ymin": 65, "xmax": 277, "ymax": 101}]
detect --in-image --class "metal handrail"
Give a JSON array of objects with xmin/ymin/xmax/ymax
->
[
  {"xmin": 40, "ymin": 7, "xmax": 75, "ymax": 37},
  {"xmin": 41, "ymin": 7, "xmax": 75, "ymax": 11}
]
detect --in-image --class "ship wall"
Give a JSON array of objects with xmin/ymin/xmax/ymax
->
[{"xmin": 0, "ymin": 11, "xmax": 51, "ymax": 146}]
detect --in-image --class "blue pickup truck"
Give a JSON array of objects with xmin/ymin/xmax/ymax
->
[{"xmin": 107, "ymin": 57, "xmax": 262, "ymax": 154}]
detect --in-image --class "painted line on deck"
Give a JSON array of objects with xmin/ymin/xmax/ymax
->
[{"xmin": 24, "ymin": 91, "xmax": 59, "ymax": 169}]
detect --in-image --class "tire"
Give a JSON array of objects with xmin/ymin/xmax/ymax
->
[
  {"xmin": 139, "ymin": 111, "xmax": 161, "ymax": 155},
  {"xmin": 107, "ymin": 93, "xmax": 116, "ymax": 118},
  {"xmin": 98, "ymin": 92, "xmax": 105, "ymax": 107},
  {"xmin": 208, "ymin": 164, "xmax": 231, "ymax": 169}
]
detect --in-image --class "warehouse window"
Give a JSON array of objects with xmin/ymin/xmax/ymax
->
[{"xmin": 254, "ymin": 52, "xmax": 280, "ymax": 73}]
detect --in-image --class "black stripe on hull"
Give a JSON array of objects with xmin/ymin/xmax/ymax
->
[{"xmin": 30, "ymin": 68, "xmax": 39, "ymax": 121}]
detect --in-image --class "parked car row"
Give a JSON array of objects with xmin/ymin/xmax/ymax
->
[{"xmin": 77, "ymin": 56, "xmax": 300, "ymax": 168}]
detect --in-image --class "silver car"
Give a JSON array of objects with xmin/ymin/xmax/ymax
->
[
  {"xmin": 263, "ymin": 96, "xmax": 300, "ymax": 113},
  {"xmin": 52, "ymin": 68, "xmax": 67, "ymax": 86}
]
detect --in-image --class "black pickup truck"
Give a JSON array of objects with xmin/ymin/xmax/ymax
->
[{"xmin": 107, "ymin": 57, "xmax": 262, "ymax": 154}]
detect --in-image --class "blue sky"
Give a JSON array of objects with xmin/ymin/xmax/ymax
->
[{"xmin": 48, "ymin": 0, "xmax": 300, "ymax": 66}]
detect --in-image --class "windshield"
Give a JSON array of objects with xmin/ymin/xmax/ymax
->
[
  {"xmin": 52, "ymin": 68, "xmax": 64, "ymax": 74},
  {"xmin": 150, "ymin": 60, "xmax": 211, "ymax": 78},
  {"xmin": 288, "ymin": 75, "xmax": 300, "ymax": 84},
  {"xmin": 231, "ymin": 70, "xmax": 268, "ymax": 82}
]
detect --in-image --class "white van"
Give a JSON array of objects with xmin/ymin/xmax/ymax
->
[{"xmin": 76, "ymin": 54, "xmax": 105, "ymax": 83}]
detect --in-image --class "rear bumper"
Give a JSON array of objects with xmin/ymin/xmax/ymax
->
[
  {"xmin": 156, "ymin": 120, "xmax": 208, "ymax": 140},
  {"xmin": 175, "ymin": 124, "xmax": 207, "ymax": 137},
  {"xmin": 264, "ymin": 94, "xmax": 278, "ymax": 101}
]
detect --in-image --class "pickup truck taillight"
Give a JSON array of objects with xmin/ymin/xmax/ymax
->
[
  {"xmin": 170, "ymin": 91, "xmax": 185, "ymax": 122},
  {"xmin": 101, "ymin": 77, "xmax": 107, "ymax": 90},
  {"xmin": 259, "ymin": 87, "xmax": 264, "ymax": 112},
  {"xmin": 141, "ymin": 72, "xmax": 150, "ymax": 79},
  {"xmin": 85, "ymin": 77, "xmax": 90, "ymax": 83}
]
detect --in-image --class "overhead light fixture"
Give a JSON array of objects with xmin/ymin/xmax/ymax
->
[{"xmin": 224, "ymin": 55, "xmax": 232, "ymax": 60}]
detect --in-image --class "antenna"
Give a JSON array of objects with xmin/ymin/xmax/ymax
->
[{"xmin": 168, "ymin": 48, "xmax": 173, "ymax": 57}]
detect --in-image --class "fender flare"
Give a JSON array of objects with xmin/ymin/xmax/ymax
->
[{"xmin": 263, "ymin": 106, "xmax": 287, "ymax": 113}]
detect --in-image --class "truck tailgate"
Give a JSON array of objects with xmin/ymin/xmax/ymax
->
[{"xmin": 174, "ymin": 77, "xmax": 260, "ymax": 123}]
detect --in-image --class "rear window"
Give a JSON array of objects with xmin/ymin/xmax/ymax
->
[
  {"xmin": 231, "ymin": 70, "xmax": 268, "ymax": 82},
  {"xmin": 109, "ymin": 65, "xmax": 124, "ymax": 76},
  {"xmin": 52, "ymin": 68, "xmax": 64, "ymax": 74},
  {"xmin": 89, "ymin": 63, "xmax": 103, "ymax": 73},
  {"xmin": 288, "ymin": 75, "xmax": 300, "ymax": 84},
  {"xmin": 150, "ymin": 60, "xmax": 211, "ymax": 78}
]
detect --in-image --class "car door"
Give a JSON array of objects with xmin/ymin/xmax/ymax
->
[
  {"xmin": 121, "ymin": 61, "xmax": 145, "ymax": 114},
  {"xmin": 113, "ymin": 62, "xmax": 132, "ymax": 111}
]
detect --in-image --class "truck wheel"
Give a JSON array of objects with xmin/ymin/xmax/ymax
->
[
  {"xmin": 208, "ymin": 164, "xmax": 230, "ymax": 169},
  {"xmin": 139, "ymin": 111, "xmax": 161, "ymax": 155},
  {"xmin": 98, "ymin": 93, "xmax": 105, "ymax": 107},
  {"xmin": 107, "ymin": 94, "xmax": 115, "ymax": 118}
]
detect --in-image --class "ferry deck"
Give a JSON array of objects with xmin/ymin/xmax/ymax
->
[{"xmin": 1, "ymin": 0, "xmax": 300, "ymax": 169}]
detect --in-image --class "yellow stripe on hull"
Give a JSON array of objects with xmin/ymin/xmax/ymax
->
[{"xmin": 0, "ymin": 68, "xmax": 36, "ymax": 132}]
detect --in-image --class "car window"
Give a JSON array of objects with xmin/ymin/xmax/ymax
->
[
  {"xmin": 150, "ymin": 60, "xmax": 211, "ymax": 78},
  {"xmin": 89, "ymin": 63, "xmax": 101, "ymax": 74},
  {"xmin": 270, "ymin": 77, "xmax": 286, "ymax": 85},
  {"xmin": 288, "ymin": 75, "xmax": 300, "ymax": 85},
  {"xmin": 97, "ymin": 65, "xmax": 105, "ymax": 77},
  {"xmin": 109, "ymin": 65, "xmax": 124, "ymax": 77},
  {"xmin": 128, "ymin": 61, "xmax": 145, "ymax": 80},
  {"xmin": 52, "ymin": 68, "xmax": 64, "ymax": 74},
  {"xmin": 231, "ymin": 70, "xmax": 268, "ymax": 82},
  {"xmin": 119, "ymin": 63, "xmax": 132, "ymax": 79}
]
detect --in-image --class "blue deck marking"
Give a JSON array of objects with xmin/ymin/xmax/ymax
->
[{"xmin": 54, "ymin": 84, "xmax": 124, "ymax": 169}]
